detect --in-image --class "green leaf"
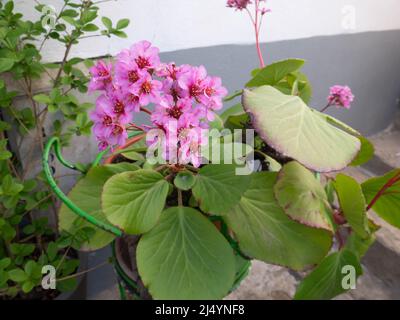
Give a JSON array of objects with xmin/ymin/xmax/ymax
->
[
  {"xmin": 0, "ymin": 58, "xmax": 14, "ymax": 73},
  {"xmin": 346, "ymin": 231, "xmax": 376, "ymax": 259},
  {"xmin": 101, "ymin": 17, "xmax": 112, "ymax": 29},
  {"xmin": 8, "ymin": 269, "xmax": 28, "ymax": 282},
  {"xmin": 137, "ymin": 206, "xmax": 236, "ymax": 299},
  {"xmin": 0, "ymin": 258, "xmax": 11, "ymax": 269},
  {"xmin": 350, "ymin": 136, "xmax": 375, "ymax": 166},
  {"xmin": 33, "ymin": 94, "xmax": 51, "ymax": 104},
  {"xmin": 102, "ymin": 169, "xmax": 169, "ymax": 234},
  {"xmin": 246, "ymin": 59, "xmax": 305, "ymax": 88},
  {"xmin": 294, "ymin": 249, "xmax": 362, "ymax": 300},
  {"xmin": 116, "ymin": 19, "xmax": 130, "ymax": 29},
  {"xmin": 111, "ymin": 30, "xmax": 127, "ymax": 38},
  {"xmin": 46, "ymin": 242, "xmax": 58, "ymax": 261},
  {"xmin": 59, "ymin": 163, "xmax": 139, "ymax": 250},
  {"xmin": 220, "ymin": 103, "xmax": 244, "ymax": 123},
  {"xmin": 174, "ymin": 171, "xmax": 196, "ymax": 191},
  {"xmin": 242, "ymin": 86, "xmax": 360, "ymax": 172},
  {"xmin": 224, "ymin": 172, "xmax": 332, "ymax": 270},
  {"xmin": 22, "ymin": 280, "xmax": 35, "ymax": 293},
  {"xmin": 192, "ymin": 164, "xmax": 251, "ymax": 215},
  {"xmin": 82, "ymin": 23, "xmax": 99, "ymax": 32},
  {"xmin": 121, "ymin": 150, "xmax": 145, "ymax": 162},
  {"xmin": 334, "ymin": 174, "xmax": 370, "ymax": 238},
  {"xmin": 362, "ymin": 169, "xmax": 400, "ymax": 228},
  {"xmin": 274, "ymin": 161, "xmax": 333, "ymax": 231}
]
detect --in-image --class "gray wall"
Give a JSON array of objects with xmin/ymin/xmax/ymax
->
[{"xmin": 160, "ymin": 30, "xmax": 400, "ymax": 135}]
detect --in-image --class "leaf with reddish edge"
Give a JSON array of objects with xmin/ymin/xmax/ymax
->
[
  {"xmin": 274, "ymin": 161, "xmax": 334, "ymax": 232},
  {"xmin": 362, "ymin": 169, "xmax": 400, "ymax": 229},
  {"xmin": 242, "ymin": 86, "xmax": 361, "ymax": 172}
]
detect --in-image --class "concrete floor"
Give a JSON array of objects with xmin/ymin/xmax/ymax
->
[{"xmin": 84, "ymin": 124, "xmax": 400, "ymax": 300}]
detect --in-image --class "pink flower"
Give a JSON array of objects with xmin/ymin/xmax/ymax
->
[
  {"xmin": 129, "ymin": 40, "xmax": 160, "ymax": 70},
  {"xmin": 88, "ymin": 40, "xmax": 229, "ymax": 165},
  {"xmin": 227, "ymin": 0, "xmax": 252, "ymax": 10},
  {"xmin": 88, "ymin": 60, "xmax": 112, "ymax": 92},
  {"xmin": 156, "ymin": 63, "xmax": 191, "ymax": 81},
  {"xmin": 327, "ymin": 85, "xmax": 355, "ymax": 109},
  {"xmin": 90, "ymin": 95, "xmax": 116, "ymax": 138},
  {"xmin": 130, "ymin": 73, "xmax": 162, "ymax": 106},
  {"xmin": 152, "ymin": 97, "xmax": 196, "ymax": 128},
  {"xmin": 115, "ymin": 58, "xmax": 146, "ymax": 90},
  {"xmin": 95, "ymin": 124, "xmax": 128, "ymax": 151},
  {"xmin": 199, "ymin": 76, "xmax": 228, "ymax": 111},
  {"xmin": 90, "ymin": 95, "xmax": 129, "ymax": 151},
  {"xmin": 179, "ymin": 66, "xmax": 208, "ymax": 101},
  {"xmin": 178, "ymin": 127, "xmax": 208, "ymax": 167}
]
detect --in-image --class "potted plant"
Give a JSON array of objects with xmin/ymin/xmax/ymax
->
[
  {"xmin": 0, "ymin": 0, "xmax": 130, "ymax": 299},
  {"xmin": 50, "ymin": 1, "xmax": 400, "ymax": 300}
]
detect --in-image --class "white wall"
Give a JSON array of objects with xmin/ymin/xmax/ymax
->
[{"xmin": 15, "ymin": 0, "xmax": 400, "ymax": 62}]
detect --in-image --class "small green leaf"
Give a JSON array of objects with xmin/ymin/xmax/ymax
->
[
  {"xmin": 101, "ymin": 17, "xmax": 112, "ymax": 29},
  {"xmin": 294, "ymin": 249, "xmax": 362, "ymax": 300},
  {"xmin": 116, "ymin": 19, "xmax": 130, "ymax": 29},
  {"xmin": 8, "ymin": 269, "xmax": 28, "ymax": 282},
  {"xmin": 137, "ymin": 206, "xmax": 236, "ymax": 299},
  {"xmin": 111, "ymin": 30, "xmax": 127, "ymax": 38},
  {"xmin": 174, "ymin": 171, "xmax": 196, "ymax": 191},
  {"xmin": 82, "ymin": 23, "xmax": 99, "ymax": 32},
  {"xmin": 192, "ymin": 164, "xmax": 251, "ymax": 215},
  {"xmin": 22, "ymin": 281, "xmax": 35, "ymax": 293},
  {"xmin": 0, "ymin": 58, "xmax": 14, "ymax": 73},
  {"xmin": 33, "ymin": 94, "xmax": 51, "ymax": 104},
  {"xmin": 0, "ymin": 258, "xmax": 11, "ymax": 269},
  {"xmin": 334, "ymin": 174, "xmax": 370, "ymax": 238},
  {"xmin": 246, "ymin": 59, "xmax": 305, "ymax": 88},
  {"xmin": 102, "ymin": 169, "xmax": 170, "ymax": 234}
]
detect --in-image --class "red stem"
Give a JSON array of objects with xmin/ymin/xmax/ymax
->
[
  {"xmin": 367, "ymin": 171, "xmax": 400, "ymax": 211},
  {"xmin": 320, "ymin": 103, "xmax": 332, "ymax": 113},
  {"xmin": 127, "ymin": 124, "xmax": 145, "ymax": 131},
  {"xmin": 140, "ymin": 107, "xmax": 152, "ymax": 115},
  {"xmin": 254, "ymin": 0, "xmax": 265, "ymax": 68}
]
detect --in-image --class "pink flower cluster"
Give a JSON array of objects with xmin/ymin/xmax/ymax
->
[
  {"xmin": 327, "ymin": 85, "xmax": 355, "ymax": 109},
  {"xmin": 88, "ymin": 41, "xmax": 227, "ymax": 166},
  {"xmin": 227, "ymin": 0, "xmax": 252, "ymax": 10}
]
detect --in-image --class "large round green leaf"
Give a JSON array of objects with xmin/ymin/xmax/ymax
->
[
  {"xmin": 102, "ymin": 169, "xmax": 169, "ymax": 234},
  {"xmin": 334, "ymin": 174, "xmax": 370, "ymax": 238},
  {"xmin": 192, "ymin": 164, "xmax": 251, "ymax": 215},
  {"xmin": 274, "ymin": 161, "xmax": 333, "ymax": 231},
  {"xmin": 242, "ymin": 86, "xmax": 361, "ymax": 172},
  {"xmin": 294, "ymin": 249, "xmax": 362, "ymax": 300},
  {"xmin": 362, "ymin": 169, "xmax": 400, "ymax": 228},
  {"xmin": 224, "ymin": 172, "xmax": 332, "ymax": 270},
  {"xmin": 59, "ymin": 163, "xmax": 139, "ymax": 251},
  {"xmin": 137, "ymin": 206, "xmax": 236, "ymax": 300}
]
